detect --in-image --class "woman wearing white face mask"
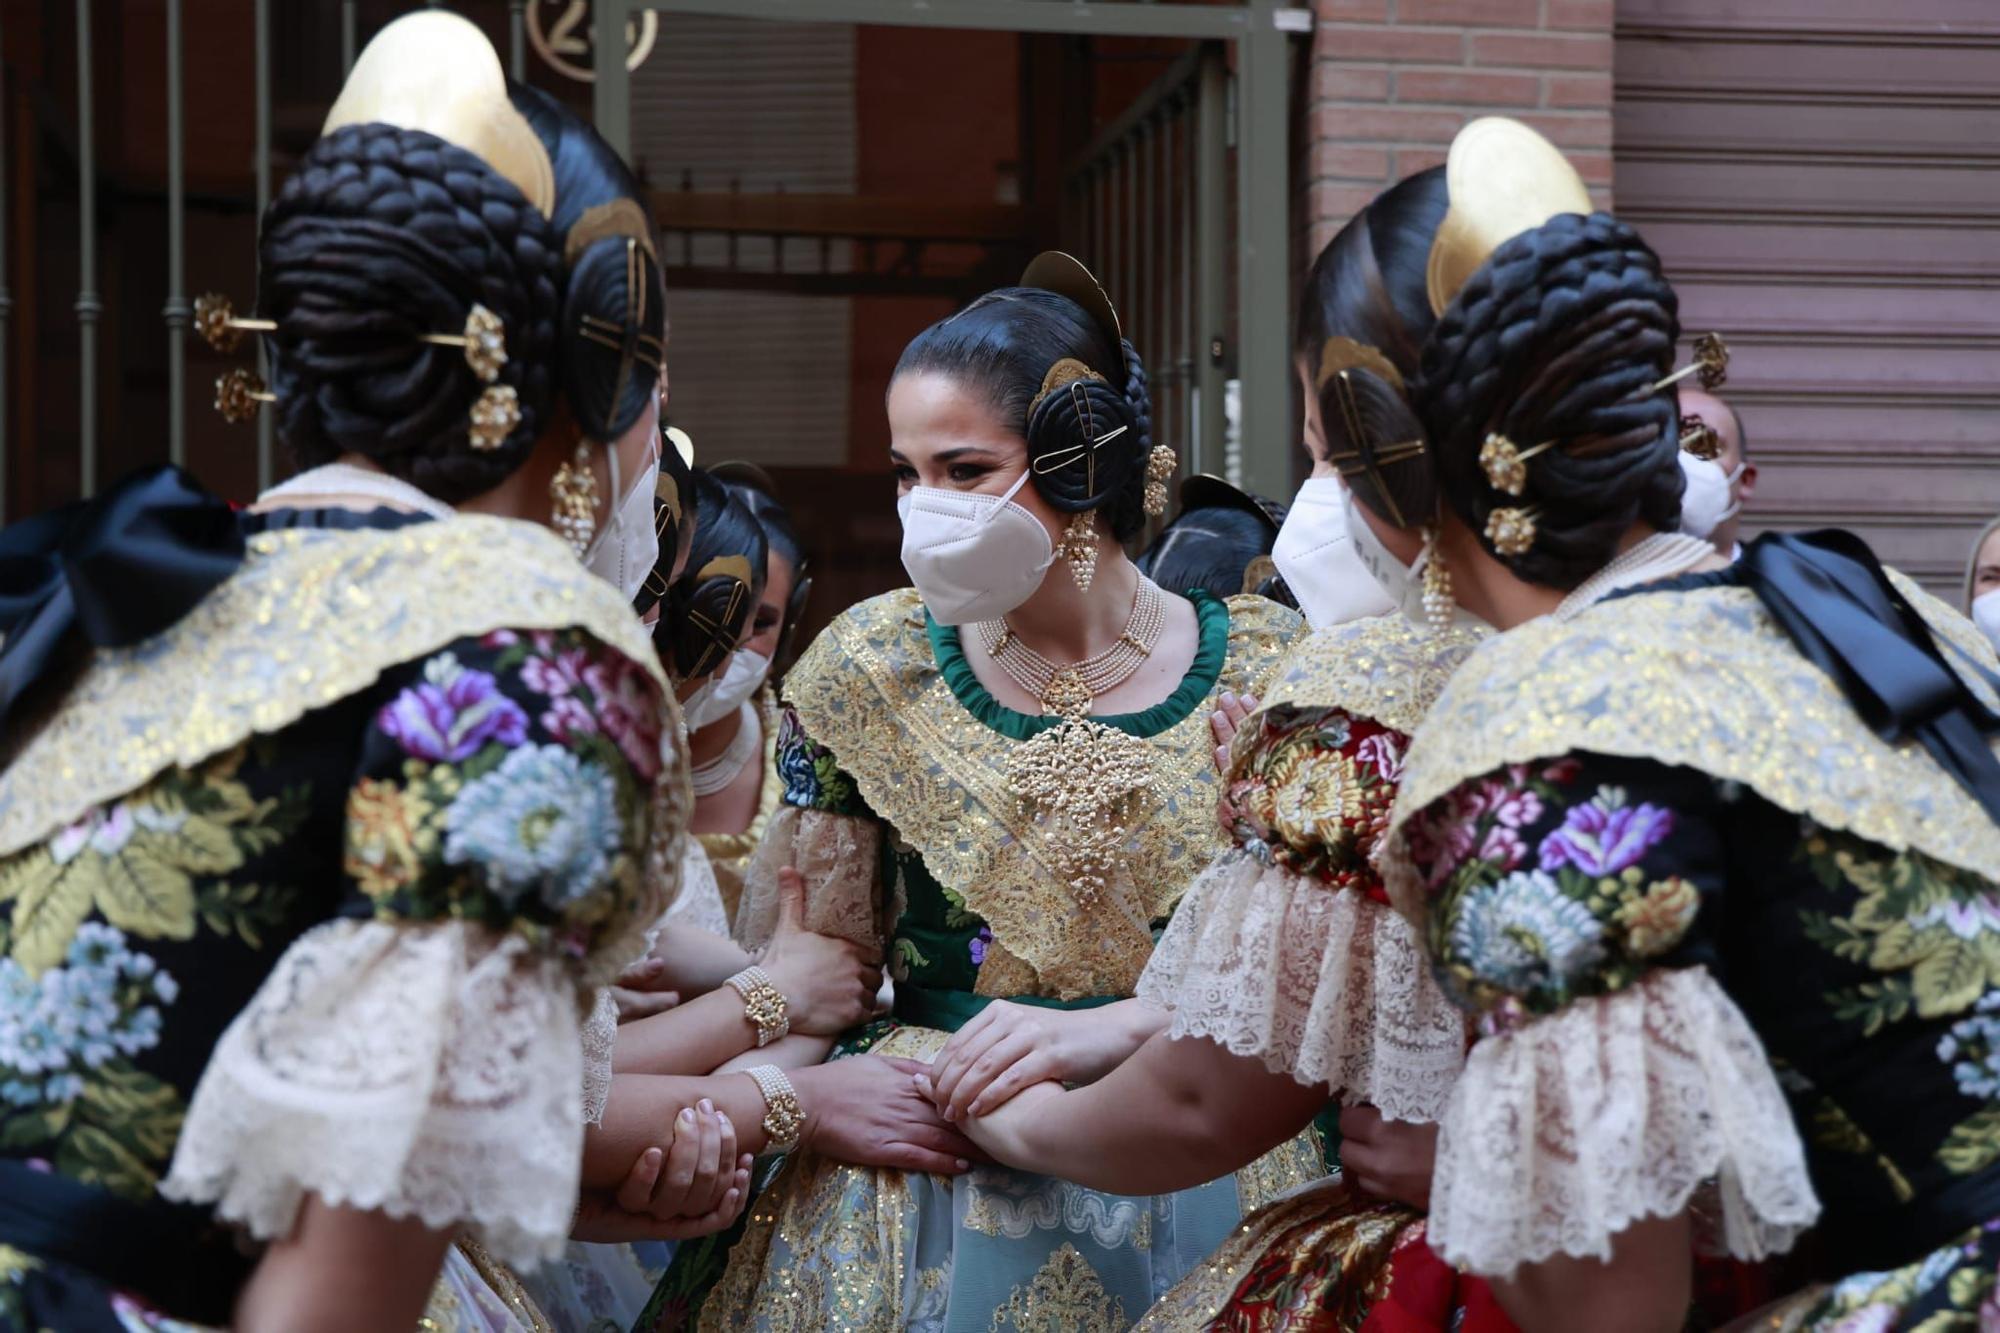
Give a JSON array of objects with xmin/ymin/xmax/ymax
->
[
  {"xmin": 688, "ymin": 254, "xmax": 1314, "ymax": 1331},
  {"xmin": 1965, "ymin": 515, "xmax": 2000, "ymax": 653}
]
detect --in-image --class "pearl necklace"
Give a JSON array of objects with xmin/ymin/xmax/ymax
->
[
  {"xmin": 978, "ymin": 578, "xmax": 1166, "ymax": 719},
  {"xmin": 259, "ymin": 462, "xmax": 455, "ymax": 520},
  {"xmin": 690, "ymin": 702, "xmax": 762, "ymax": 797},
  {"xmin": 1551, "ymin": 532, "xmax": 1717, "ymax": 622}
]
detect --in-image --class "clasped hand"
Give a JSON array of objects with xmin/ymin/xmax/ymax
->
[
  {"xmin": 761, "ymin": 866, "xmax": 884, "ymax": 1035},
  {"xmin": 920, "ymin": 1000, "xmax": 1140, "ymax": 1122},
  {"xmin": 574, "ymin": 1101, "xmax": 753, "ymax": 1242}
]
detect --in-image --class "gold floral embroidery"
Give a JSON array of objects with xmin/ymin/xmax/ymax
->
[
  {"xmin": 1257, "ymin": 615, "xmax": 1487, "ymax": 736},
  {"xmin": 1614, "ymin": 877, "xmax": 1701, "ymax": 959},
  {"xmin": 1387, "ymin": 580, "xmax": 2000, "ymax": 922},
  {"xmin": 345, "ymin": 775, "xmax": 437, "ymax": 899},
  {"xmin": 989, "ymin": 1243, "xmax": 1126, "ymax": 1333},
  {"xmin": 1233, "ymin": 1123, "xmax": 1327, "ymax": 1216},
  {"xmin": 785, "ymin": 590, "xmax": 1297, "ymax": 998}
]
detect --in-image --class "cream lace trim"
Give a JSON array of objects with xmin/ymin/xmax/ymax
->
[
  {"xmin": 1427, "ymin": 966, "xmax": 1818, "ymax": 1278},
  {"xmin": 665, "ymin": 840, "xmax": 733, "ymax": 938},
  {"xmin": 160, "ymin": 919, "xmax": 592, "ymax": 1269},
  {"xmin": 734, "ymin": 804, "xmax": 883, "ymax": 951},
  {"xmin": 580, "ymin": 987, "xmax": 618, "ymax": 1127},
  {"xmin": 1138, "ymin": 851, "xmax": 1467, "ymax": 1123}
]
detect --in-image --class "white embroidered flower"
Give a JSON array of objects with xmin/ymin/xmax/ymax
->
[
  {"xmin": 1450, "ymin": 870, "xmax": 1606, "ymax": 995},
  {"xmin": 443, "ymin": 742, "xmax": 622, "ymax": 912},
  {"xmin": 1937, "ymin": 991, "xmax": 2000, "ymax": 1100},
  {"xmin": 0, "ymin": 925, "xmax": 176, "ymax": 1107}
]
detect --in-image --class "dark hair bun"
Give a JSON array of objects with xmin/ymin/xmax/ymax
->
[
  {"xmin": 257, "ymin": 123, "xmax": 562, "ymax": 503},
  {"xmin": 513, "ymin": 83, "xmax": 666, "ymax": 445},
  {"xmin": 1417, "ymin": 211, "xmax": 1682, "ymax": 589},
  {"xmin": 896, "ymin": 289, "xmax": 1154, "ymax": 541},
  {"xmin": 659, "ymin": 471, "xmax": 768, "ymax": 680}
]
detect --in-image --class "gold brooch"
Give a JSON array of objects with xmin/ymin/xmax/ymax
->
[
  {"xmin": 1478, "ymin": 432, "xmax": 1555, "ymax": 497},
  {"xmin": 469, "ymin": 385, "xmax": 522, "ymax": 452},
  {"xmin": 1484, "ymin": 505, "xmax": 1540, "ymax": 557}
]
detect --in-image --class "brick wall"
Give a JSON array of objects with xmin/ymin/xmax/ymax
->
[{"xmin": 1304, "ymin": 0, "xmax": 1615, "ymax": 256}]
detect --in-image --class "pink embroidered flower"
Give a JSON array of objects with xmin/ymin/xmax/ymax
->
[
  {"xmin": 1477, "ymin": 824, "xmax": 1528, "ymax": 872},
  {"xmin": 542, "ymin": 695, "xmax": 598, "ymax": 745},
  {"xmin": 1490, "ymin": 787, "xmax": 1543, "ymax": 830},
  {"xmin": 523, "ymin": 646, "xmax": 591, "ymax": 698},
  {"xmin": 585, "ymin": 654, "xmax": 664, "ymax": 782},
  {"xmin": 1355, "ymin": 732, "xmax": 1406, "ymax": 784}
]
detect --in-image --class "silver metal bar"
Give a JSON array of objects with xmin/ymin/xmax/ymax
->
[
  {"xmin": 77, "ymin": 0, "xmax": 100, "ymax": 497},
  {"xmin": 594, "ymin": 0, "xmax": 633, "ymax": 160},
  {"xmin": 649, "ymin": 0, "xmax": 1267, "ymax": 39},
  {"xmin": 510, "ymin": 1, "xmax": 527, "ymax": 81},
  {"xmin": 342, "ymin": 0, "xmax": 357, "ymax": 73},
  {"xmin": 165, "ymin": 0, "xmax": 186, "ymax": 467},
  {"xmin": 255, "ymin": 0, "xmax": 272, "ymax": 489},
  {"xmin": 1236, "ymin": 0, "xmax": 1295, "ymax": 499},
  {"xmin": 1193, "ymin": 45, "xmax": 1226, "ymax": 480}
]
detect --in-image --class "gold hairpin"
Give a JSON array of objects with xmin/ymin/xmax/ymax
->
[
  {"xmin": 468, "ymin": 385, "xmax": 521, "ymax": 451},
  {"xmin": 1680, "ymin": 412, "xmax": 1721, "ymax": 460},
  {"xmin": 1479, "ymin": 432, "xmax": 1556, "ymax": 497},
  {"xmin": 194, "ymin": 293, "xmax": 275, "ymax": 355},
  {"xmin": 420, "ymin": 304, "xmax": 508, "ymax": 383},
  {"xmin": 214, "ymin": 368, "xmax": 275, "ymax": 424},
  {"xmin": 1652, "ymin": 332, "xmax": 1729, "ymax": 393},
  {"xmin": 1484, "ymin": 505, "xmax": 1540, "ymax": 557},
  {"xmin": 1323, "ymin": 368, "xmax": 1424, "ymax": 527}
]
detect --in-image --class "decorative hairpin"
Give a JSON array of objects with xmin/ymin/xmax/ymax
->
[
  {"xmin": 1030, "ymin": 358, "xmax": 1107, "ymax": 412},
  {"xmin": 1323, "ymin": 368, "xmax": 1424, "ymax": 527},
  {"xmin": 215, "ymin": 367, "xmax": 275, "ymax": 424},
  {"xmin": 1652, "ymin": 332, "xmax": 1729, "ymax": 394},
  {"xmin": 1479, "ymin": 432, "xmax": 1555, "ymax": 497},
  {"xmin": 193, "ymin": 293, "xmax": 276, "ymax": 355},
  {"xmin": 469, "ymin": 386, "xmax": 521, "ymax": 452},
  {"xmin": 1484, "ymin": 505, "xmax": 1540, "ymax": 557},
  {"xmin": 1680, "ymin": 412, "xmax": 1721, "ymax": 460},
  {"xmin": 1143, "ymin": 444, "xmax": 1175, "ymax": 517}
]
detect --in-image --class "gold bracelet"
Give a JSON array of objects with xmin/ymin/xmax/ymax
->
[
  {"xmin": 745, "ymin": 1064, "xmax": 805, "ymax": 1154},
  {"xmin": 727, "ymin": 966, "xmax": 791, "ymax": 1048}
]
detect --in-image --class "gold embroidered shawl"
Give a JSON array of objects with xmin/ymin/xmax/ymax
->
[
  {"xmin": 1256, "ymin": 614, "xmax": 1489, "ymax": 736},
  {"xmin": 1385, "ymin": 576, "xmax": 2000, "ymax": 920},
  {"xmin": 784, "ymin": 588, "xmax": 1298, "ymax": 998},
  {"xmin": 0, "ymin": 517, "xmax": 691, "ymax": 961}
]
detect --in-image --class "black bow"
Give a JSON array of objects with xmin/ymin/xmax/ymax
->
[
  {"xmin": 0, "ymin": 465, "xmax": 243, "ymax": 735},
  {"xmin": 1741, "ymin": 530, "xmax": 2000, "ymax": 826}
]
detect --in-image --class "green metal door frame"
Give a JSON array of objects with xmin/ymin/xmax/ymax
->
[{"xmin": 605, "ymin": 0, "xmax": 1306, "ymax": 499}]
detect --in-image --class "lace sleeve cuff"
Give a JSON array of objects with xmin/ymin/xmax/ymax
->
[
  {"xmin": 1137, "ymin": 850, "xmax": 1468, "ymax": 1123},
  {"xmin": 160, "ymin": 919, "xmax": 590, "ymax": 1269},
  {"xmin": 1427, "ymin": 965, "xmax": 1820, "ymax": 1278},
  {"xmin": 665, "ymin": 842, "xmax": 734, "ymax": 938},
  {"xmin": 734, "ymin": 804, "xmax": 882, "ymax": 952}
]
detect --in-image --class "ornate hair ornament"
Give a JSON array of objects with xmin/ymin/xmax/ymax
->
[
  {"xmin": 1020, "ymin": 251, "xmax": 1127, "ymax": 382},
  {"xmin": 322, "ymin": 11, "xmax": 554, "ymax": 217},
  {"xmin": 1652, "ymin": 331, "xmax": 1730, "ymax": 394},
  {"xmin": 1028, "ymin": 359, "xmax": 1128, "ymax": 492},
  {"xmin": 576, "ymin": 238, "xmax": 666, "ymax": 418},
  {"xmin": 1479, "ymin": 431, "xmax": 1555, "ymax": 497},
  {"xmin": 1316, "ymin": 336, "xmax": 1405, "ymax": 392},
  {"xmin": 1323, "ymin": 368, "xmax": 1424, "ymax": 527},
  {"xmin": 214, "ymin": 368, "xmax": 275, "ymax": 424},
  {"xmin": 1426, "ymin": 117, "xmax": 1593, "ymax": 317},
  {"xmin": 1680, "ymin": 412, "xmax": 1722, "ymax": 460},
  {"xmin": 1484, "ymin": 505, "xmax": 1540, "ymax": 557}
]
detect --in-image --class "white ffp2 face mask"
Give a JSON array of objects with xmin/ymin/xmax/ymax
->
[
  {"xmin": 897, "ymin": 470, "xmax": 1055, "ymax": 626},
  {"xmin": 584, "ymin": 436, "xmax": 662, "ymax": 602},
  {"xmin": 1270, "ymin": 477, "xmax": 1395, "ymax": 630},
  {"xmin": 685, "ymin": 648, "xmax": 771, "ymax": 730},
  {"xmin": 1677, "ymin": 451, "xmax": 1744, "ymax": 544},
  {"xmin": 1973, "ymin": 590, "xmax": 2000, "ymax": 655}
]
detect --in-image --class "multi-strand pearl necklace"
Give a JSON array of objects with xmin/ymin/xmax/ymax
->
[
  {"xmin": 1551, "ymin": 532, "xmax": 1718, "ymax": 622},
  {"xmin": 978, "ymin": 578, "xmax": 1166, "ymax": 719},
  {"xmin": 689, "ymin": 702, "xmax": 762, "ymax": 797}
]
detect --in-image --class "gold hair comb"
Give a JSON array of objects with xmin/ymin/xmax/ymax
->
[{"xmin": 1653, "ymin": 332, "xmax": 1729, "ymax": 394}]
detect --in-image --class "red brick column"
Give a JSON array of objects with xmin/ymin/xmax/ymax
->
[{"xmin": 1304, "ymin": 0, "xmax": 1615, "ymax": 256}]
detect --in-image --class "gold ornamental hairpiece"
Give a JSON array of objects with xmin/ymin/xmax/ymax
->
[
  {"xmin": 1479, "ymin": 432, "xmax": 1555, "ymax": 497},
  {"xmin": 1021, "ymin": 251, "xmax": 1128, "ymax": 383},
  {"xmin": 1323, "ymin": 369, "xmax": 1424, "ymax": 528},
  {"xmin": 1030, "ymin": 357, "xmax": 1108, "ymax": 413},
  {"xmin": 1316, "ymin": 336, "xmax": 1405, "ymax": 392},
  {"xmin": 193, "ymin": 292, "xmax": 275, "ymax": 355},
  {"xmin": 214, "ymin": 368, "xmax": 275, "ymax": 424},
  {"xmin": 1652, "ymin": 331, "xmax": 1730, "ymax": 394},
  {"xmin": 1427, "ymin": 117, "xmax": 1593, "ymax": 317},
  {"xmin": 322, "ymin": 11, "xmax": 554, "ymax": 217},
  {"xmin": 1485, "ymin": 505, "xmax": 1540, "ymax": 557},
  {"xmin": 468, "ymin": 385, "xmax": 521, "ymax": 452},
  {"xmin": 664, "ymin": 426, "xmax": 696, "ymax": 469},
  {"xmin": 1681, "ymin": 412, "xmax": 1722, "ymax": 460},
  {"xmin": 422, "ymin": 304, "xmax": 509, "ymax": 384}
]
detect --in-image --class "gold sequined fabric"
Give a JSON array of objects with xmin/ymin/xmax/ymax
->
[
  {"xmin": 783, "ymin": 589, "xmax": 1298, "ymax": 998},
  {"xmin": 1252, "ymin": 614, "xmax": 1488, "ymax": 738},
  {"xmin": 1384, "ymin": 579, "xmax": 2000, "ymax": 921},
  {"xmin": 0, "ymin": 515, "xmax": 691, "ymax": 987}
]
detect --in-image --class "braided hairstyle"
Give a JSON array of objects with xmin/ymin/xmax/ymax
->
[
  {"xmin": 257, "ymin": 124, "xmax": 562, "ymax": 503},
  {"xmin": 1416, "ymin": 211, "xmax": 1683, "ymax": 589},
  {"xmin": 512, "ymin": 84, "xmax": 666, "ymax": 446},
  {"xmin": 1294, "ymin": 168, "xmax": 1448, "ymax": 531},
  {"xmin": 658, "ymin": 471, "xmax": 767, "ymax": 681},
  {"xmin": 895, "ymin": 288, "xmax": 1155, "ymax": 541}
]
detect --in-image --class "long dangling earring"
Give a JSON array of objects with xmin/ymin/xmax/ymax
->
[
  {"xmin": 1420, "ymin": 526, "xmax": 1454, "ymax": 632},
  {"xmin": 1142, "ymin": 445, "xmax": 1175, "ymax": 518},
  {"xmin": 549, "ymin": 440, "xmax": 599, "ymax": 557},
  {"xmin": 1059, "ymin": 511, "xmax": 1100, "ymax": 592}
]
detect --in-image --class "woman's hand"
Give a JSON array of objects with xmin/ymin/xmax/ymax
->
[
  {"xmin": 1336, "ymin": 1103, "xmax": 1439, "ymax": 1210},
  {"xmin": 791, "ymin": 1055, "xmax": 979, "ymax": 1175},
  {"xmin": 1211, "ymin": 691, "xmax": 1258, "ymax": 835},
  {"xmin": 760, "ymin": 867, "xmax": 884, "ymax": 1036},
  {"xmin": 612, "ymin": 955, "xmax": 681, "ymax": 1023},
  {"xmin": 923, "ymin": 998, "xmax": 1162, "ymax": 1121},
  {"xmin": 572, "ymin": 1101, "xmax": 754, "ymax": 1241},
  {"xmin": 956, "ymin": 1078, "xmax": 1065, "ymax": 1167}
]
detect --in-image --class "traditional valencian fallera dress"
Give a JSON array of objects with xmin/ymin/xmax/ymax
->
[
  {"xmin": 0, "ymin": 472, "xmax": 687, "ymax": 1333},
  {"xmin": 669, "ymin": 585, "xmax": 1322, "ymax": 1331},
  {"xmin": 1127, "ymin": 612, "xmax": 1510, "ymax": 1331},
  {"xmin": 1384, "ymin": 533, "xmax": 2000, "ymax": 1330}
]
